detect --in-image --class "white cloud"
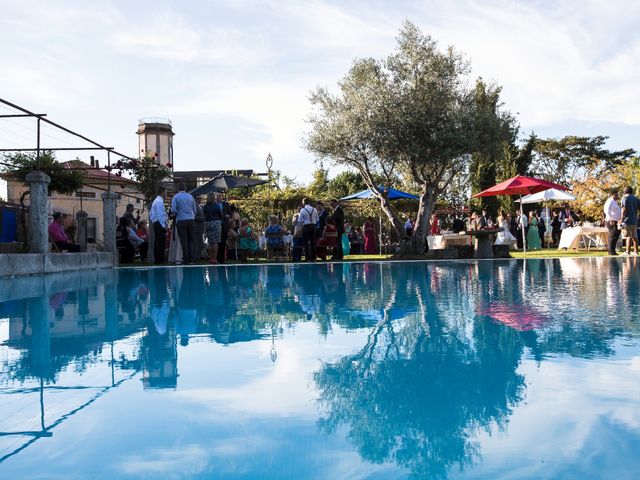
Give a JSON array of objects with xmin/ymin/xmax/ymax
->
[
  {"xmin": 0, "ymin": 0, "xmax": 638, "ymax": 181},
  {"xmin": 119, "ymin": 444, "xmax": 210, "ymax": 476}
]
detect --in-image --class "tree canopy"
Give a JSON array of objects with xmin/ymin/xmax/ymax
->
[
  {"xmin": 1, "ymin": 151, "xmax": 85, "ymax": 198},
  {"xmin": 307, "ymin": 21, "xmax": 499, "ymax": 253}
]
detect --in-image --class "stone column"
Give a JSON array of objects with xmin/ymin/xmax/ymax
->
[
  {"xmin": 26, "ymin": 171, "xmax": 51, "ymax": 254},
  {"xmin": 102, "ymin": 192, "xmax": 118, "ymax": 257},
  {"xmin": 76, "ymin": 210, "xmax": 88, "ymax": 252}
]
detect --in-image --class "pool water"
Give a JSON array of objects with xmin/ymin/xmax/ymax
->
[{"xmin": 1, "ymin": 259, "xmax": 639, "ymax": 479}]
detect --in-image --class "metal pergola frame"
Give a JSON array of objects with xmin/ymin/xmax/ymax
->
[{"xmin": 0, "ymin": 97, "xmax": 139, "ymax": 192}]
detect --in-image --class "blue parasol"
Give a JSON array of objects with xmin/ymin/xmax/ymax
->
[{"xmin": 340, "ymin": 186, "xmax": 418, "ymax": 201}]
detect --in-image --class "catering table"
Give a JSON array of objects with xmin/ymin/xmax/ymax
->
[
  {"xmin": 558, "ymin": 226, "xmax": 609, "ymax": 250},
  {"xmin": 467, "ymin": 229, "xmax": 501, "ymax": 259},
  {"xmin": 427, "ymin": 233, "xmax": 472, "ymax": 250}
]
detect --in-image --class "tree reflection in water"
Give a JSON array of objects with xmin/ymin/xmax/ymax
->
[
  {"xmin": 313, "ymin": 259, "xmax": 638, "ymax": 479},
  {"xmin": 314, "ymin": 263, "xmax": 527, "ymax": 479}
]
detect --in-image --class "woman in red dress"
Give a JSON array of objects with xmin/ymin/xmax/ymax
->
[{"xmin": 363, "ymin": 217, "xmax": 377, "ymax": 254}]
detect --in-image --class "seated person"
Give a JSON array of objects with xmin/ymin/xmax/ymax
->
[
  {"xmin": 226, "ymin": 223, "xmax": 238, "ymax": 261},
  {"xmin": 316, "ymin": 216, "xmax": 339, "ymax": 261},
  {"xmin": 349, "ymin": 226, "xmax": 364, "ymax": 255},
  {"xmin": 237, "ymin": 218, "xmax": 258, "ymax": 262},
  {"xmin": 48, "ymin": 212, "xmax": 81, "ymax": 252},
  {"xmin": 265, "ymin": 215, "xmax": 286, "ymax": 257},
  {"xmin": 136, "ymin": 220, "xmax": 149, "ymax": 242},
  {"xmin": 116, "ymin": 217, "xmax": 135, "ymax": 263},
  {"xmin": 127, "ymin": 218, "xmax": 149, "ymax": 262}
]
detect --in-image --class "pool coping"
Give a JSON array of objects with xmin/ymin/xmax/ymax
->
[{"xmin": 116, "ymin": 254, "xmax": 622, "ymax": 270}]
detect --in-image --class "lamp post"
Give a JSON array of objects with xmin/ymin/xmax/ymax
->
[{"xmin": 266, "ymin": 152, "xmax": 273, "ymax": 216}]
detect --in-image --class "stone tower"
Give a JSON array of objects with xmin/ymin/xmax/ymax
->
[{"xmin": 137, "ymin": 118, "xmax": 174, "ymax": 170}]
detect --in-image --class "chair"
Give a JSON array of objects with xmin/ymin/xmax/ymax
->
[
  {"xmin": 116, "ymin": 225, "xmax": 135, "ymax": 263},
  {"xmin": 316, "ymin": 230, "xmax": 338, "ymax": 261},
  {"xmin": 266, "ymin": 231, "xmax": 286, "ymax": 261}
]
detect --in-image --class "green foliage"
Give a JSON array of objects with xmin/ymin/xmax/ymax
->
[
  {"xmin": 469, "ymin": 79, "xmax": 519, "ymax": 216},
  {"xmin": 307, "ymin": 21, "xmax": 478, "ymax": 253},
  {"xmin": 529, "ymin": 135, "xmax": 635, "ymax": 185},
  {"xmin": 1, "ymin": 151, "xmax": 85, "ymax": 195},
  {"xmin": 114, "ymin": 155, "xmax": 172, "ymax": 206},
  {"xmin": 308, "ymin": 163, "xmax": 330, "ymax": 198}
]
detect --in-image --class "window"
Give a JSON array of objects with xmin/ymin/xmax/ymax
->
[{"xmin": 75, "ymin": 191, "xmax": 96, "ymax": 198}]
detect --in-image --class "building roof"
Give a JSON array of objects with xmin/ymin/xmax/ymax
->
[
  {"xmin": 173, "ymin": 169, "xmax": 256, "ymax": 178},
  {"xmin": 63, "ymin": 160, "xmax": 138, "ymax": 185}
]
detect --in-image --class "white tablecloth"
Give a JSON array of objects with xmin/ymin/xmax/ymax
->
[
  {"xmin": 558, "ymin": 226, "xmax": 608, "ymax": 250},
  {"xmin": 427, "ymin": 234, "xmax": 472, "ymax": 250}
]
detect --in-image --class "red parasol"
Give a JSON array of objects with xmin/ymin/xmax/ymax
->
[
  {"xmin": 472, "ymin": 175, "xmax": 568, "ymax": 252},
  {"xmin": 478, "ymin": 303, "xmax": 546, "ymax": 331},
  {"xmin": 472, "ymin": 175, "xmax": 568, "ymax": 198}
]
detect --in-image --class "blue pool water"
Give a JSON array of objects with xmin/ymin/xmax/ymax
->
[{"xmin": 0, "ymin": 259, "xmax": 639, "ymax": 479}]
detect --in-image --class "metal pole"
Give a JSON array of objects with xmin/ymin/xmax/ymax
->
[
  {"xmin": 266, "ymin": 153, "xmax": 273, "ymax": 217},
  {"xmin": 521, "ymin": 194, "xmax": 527, "ymax": 253},
  {"xmin": 379, "ymin": 213, "xmax": 382, "ymax": 255},
  {"xmin": 107, "ymin": 150, "xmax": 111, "ymax": 192},
  {"xmin": 36, "ymin": 117, "xmax": 41, "ymax": 169}
]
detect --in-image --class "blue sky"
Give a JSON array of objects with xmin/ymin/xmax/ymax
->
[{"xmin": 0, "ymin": 0, "xmax": 638, "ymax": 186}]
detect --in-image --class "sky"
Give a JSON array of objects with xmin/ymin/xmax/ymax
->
[{"xmin": 1, "ymin": 0, "xmax": 639, "ymax": 188}]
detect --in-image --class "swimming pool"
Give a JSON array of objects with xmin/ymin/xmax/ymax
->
[{"xmin": 1, "ymin": 258, "xmax": 639, "ymax": 479}]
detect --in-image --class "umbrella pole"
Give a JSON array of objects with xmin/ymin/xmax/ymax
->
[
  {"xmin": 379, "ymin": 213, "xmax": 382, "ymax": 255},
  {"xmin": 520, "ymin": 194, "xmax": 527, "ymax": 253}
]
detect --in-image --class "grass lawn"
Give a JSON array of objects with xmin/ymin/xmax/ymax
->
[{"xmin": 510, "ymin": 248, "xmax": 611, "ymax": 259}]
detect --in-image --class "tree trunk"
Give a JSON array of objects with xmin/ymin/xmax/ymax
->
[
  {"xmin": 376, "ymin": 193, "xmax": 411, "ymax": 255},
  {"xmin": 411, "ymin": 185, "xmax": 437, "ymax": 254}
]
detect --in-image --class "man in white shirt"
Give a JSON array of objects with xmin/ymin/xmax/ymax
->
[
  {"xmin": 149, "ymin": 186, "xmax": 168, "ymax": 264},
  {"xmin": 517, "ymin": 211, "xmax": 528, "ymax": 249},
  {"xmin": 604, "ymin": 189, "xmax": 621, "ymax": 255},
  {"xmin": 299, "ymin": 198, "xmax": 319, "ymax": 261}
]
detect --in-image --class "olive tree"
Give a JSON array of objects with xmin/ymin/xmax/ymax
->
[{"xmin": 307, "ymin": 21, "xmax": 476, "ymax": 254}]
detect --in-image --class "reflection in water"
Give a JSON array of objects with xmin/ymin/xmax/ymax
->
[{"xmin": 0, "ymin": 258, "xmax": 639, "ymax": 477}]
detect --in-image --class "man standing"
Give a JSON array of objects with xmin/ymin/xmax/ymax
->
[
  {"xmin": 48, "ymin": 212, "xmax": 81, "ymax": 252},
  {"xmin": 621, "ymin": 186, "xmax": 639, "ymax": 256},
  {"xmin": 149, "ymin": 186, "xmax": 168, "ymax": 264},
  {"xmin": 214, "ymin": 192, "xmax": 231, "ymax": 264},
  {"xmin": 316, "ymin": 201, "xmax": 328, "ymax": 237},
  {"xmin": 604, "ymin": 189, "xmax": 621, "ymax": 256},
  {"xmin": 299, "ymin": 198, "xmax": 319, "ymax": 261},
  {"xmin": 405, "ymin": 217, "xmax": 415, "ymax": 236},
  {"xmin": 331, "ymin": 198, "xmax": 345, "ymax": 260},
  {"xmin": 559, "ymin": 205, "xmax": 577, "ymax": 230},
  {"xmin": 171, "ymin": 183, "xmax": 197, "ymax": 264},
  {"xmin": 516, "ymin": 210, "xmax": 528, "ymax": 250},
  {"xmin": 478, "ymin": 209, "xmax": 489, "ymax": 229}
]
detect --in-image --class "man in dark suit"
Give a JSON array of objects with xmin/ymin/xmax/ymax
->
[
  {"xmin": 330, "ymin": 199, "xmax": 345, "ymax": 260},
  {"xmin": 316, "ymin": 201, "xmax": 328, "ymax": 237},
  {"xmin": 559, "ymin": 206, "xmax": 578, "ymax": 230},
  {"xmin": 214, "ymin": 192, "xmax": 232, "ymax": 264},
  {"xmin": 478, "ymin": 209, "xmax": 489, "ymax": 229}
]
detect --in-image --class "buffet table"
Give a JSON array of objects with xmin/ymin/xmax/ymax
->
[
  {"xmin": 558, "ymin": 226, "xmax": 608, "ymax": 250},
  {"xmin": 467, "ymin": 229, "xmax": 501, "ymax": 259},
  {"xmin": 427, "ymin": 233, "xmax": 472, "ymax": 250}
]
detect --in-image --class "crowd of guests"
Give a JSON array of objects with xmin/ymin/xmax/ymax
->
[
  {"xmin": 425, "ymin": 205, "xmax": 582, "ymax": 251},
  {"xmin": 120, "ymin": 185, "xmax": 381, "ymax": 265},
  {"xmin": 59, "ymin": 182, "xmax": 636, "ymax": 260}
]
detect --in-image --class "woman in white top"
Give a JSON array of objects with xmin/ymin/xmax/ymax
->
[{"xmin": 494, "ymin": 210, "xmax": 517, "ymax": 247}]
